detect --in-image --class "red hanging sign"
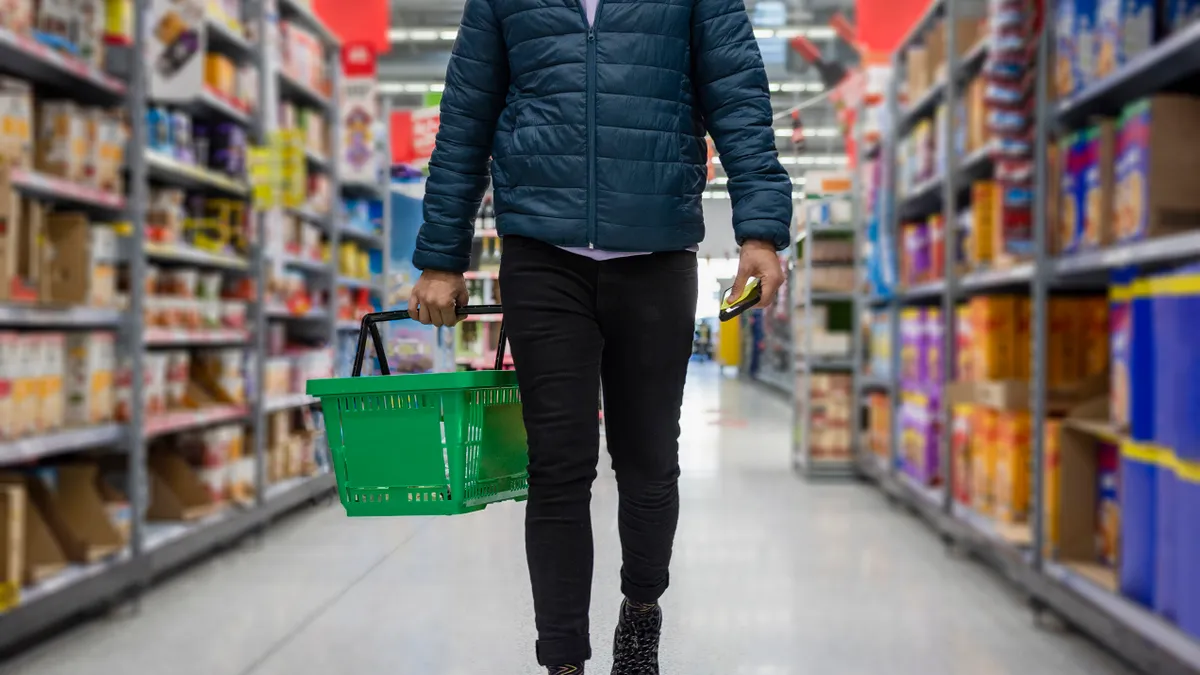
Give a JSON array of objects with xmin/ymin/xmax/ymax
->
[{"xmin": 312, "ymin": 0, "xmax": 390, "ymax": 52}]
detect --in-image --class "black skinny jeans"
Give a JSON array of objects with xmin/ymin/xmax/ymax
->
[{"xmin": 500, "ymin": 236, "xmax": 698, "ymax": 666}]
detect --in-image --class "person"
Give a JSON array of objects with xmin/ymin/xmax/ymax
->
[{"xmin": 408, "ymin": 0, "xmax": 792, "ymax": 672}]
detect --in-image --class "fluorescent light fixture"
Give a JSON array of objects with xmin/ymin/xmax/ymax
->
[
  {"xmin": 391, "ymin": 26, "xmax": 837, "ymax": 43},
  {"xmin": 769, "ymin": 82, "xmax": 824, "ymax": 93}
]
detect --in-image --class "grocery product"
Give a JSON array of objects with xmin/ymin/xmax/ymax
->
[
  {"xmin": 64, "ymin": 332, "xmax": 115, "ymax": 426},
  {"xmin": 971, "ymin": 408, "xmax": 999, "ymax": 515},
  {"xmin": 0, "ymin": 77, "xmax": 33, "ymax": 169},
  {"xmin": 951, "ymin": 404, "xmax": 974, "ymax": 506},
  {"xmin": 900, "ymin": 308, "xmax": 925, "ymax": 384},
  {"xmin": 1081, "ymin": 121, "xmax": 1115, "ymax": 250},
  {"xmin": 1043, "ymin": 419, "xmax": 1062, "ymax": 557},
  {"xmin": 969, "ymin": 296, "xmax": 1018, "ymax": 380},
  {"xmin": 1096, "ymin": 441, "xmax": 1120, "ymax": 567},
  {"xmin": 1110, "ymin": 277, "xmax": 1133, "ymax": 429},
  {"xmin": 1097, "ymin": 0, "xmax": 1155, "ymax": 79},
  {"xmin": 1113, "ymin": 96, "xmax": 1200, "ymax": 244},
  {"xmin": 35, "ymin": 100, "xmax": 87, "ymax": 182},
  {"xmin": 994, "ymin": 411, "xmax": 1031, "ymax": 523}
]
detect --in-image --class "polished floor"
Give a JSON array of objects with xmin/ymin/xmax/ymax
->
[{"xmin": 2, "ymin": 365, "xmax": 1135, "ymax": 675}]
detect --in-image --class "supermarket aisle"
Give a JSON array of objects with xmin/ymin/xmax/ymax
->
[{"xmin": 2, "ymin": 365, "xmax": 1133, "ymax": 675}]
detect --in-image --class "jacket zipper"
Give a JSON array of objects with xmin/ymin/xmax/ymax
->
[{"xmin": 576, "ymin": 0, "xmax": 603, "ymax": 249}]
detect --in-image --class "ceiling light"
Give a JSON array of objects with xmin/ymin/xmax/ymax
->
[
  {"xmin": 775, "ymin": 127, "xmax": 839, "ymax": 137},
  {"xmin": 390, "ymin": 26, "xmax": 836, "ymax": 43}
]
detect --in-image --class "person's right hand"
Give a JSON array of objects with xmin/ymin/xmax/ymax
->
[{"xmin": 409, "ymin": 270, "xmax": 469, "ymax": 327}]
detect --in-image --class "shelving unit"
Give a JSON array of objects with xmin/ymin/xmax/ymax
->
[
  {"xmin": 850, "ymin": 1, "xmax": 1200, "ymax": 673},
  {"xmin": 793, "ymin": 198, "xmax": 857, "ymax": 478},
  {"xmin": 0, "ymin": 0, "xmax": 385, "ymax": 651}
]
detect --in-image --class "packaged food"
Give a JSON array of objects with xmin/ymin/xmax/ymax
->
[
  {"xmin": 144, "ymin": 352, "xmax": 168, "ymax": 415},
  {"xmin": 1110, "ymin": 277, "xmax": 1134, "ymax": 429},
  {"xmin": 0, "ymin": 333, "xmax": 17, "ymax": 439},
  {"xmin": 994, "ymin": 411, "xmax": 1032, "ymax": 523},
  {"xmin": 35, "ymin": 100, "xmax": 87, "ymax": 182},
  {"xmin": 165, "ymin": 268, "xmax": 199, "ymax": 297},
  {"xmin": 165, "ymin": 350, "xmax": 190, "ymax": 409},
  {"xmin": 0, "ymin": 76, "xmax": 33, "ymax": 169},
  {"xmin": 64, "ymin": 332, "xmax": 115, "ymax": 426},
  {"xmin": 1114, "ymin": 96, "xmax": 1200, "ymax": 244},
  {"xmin": 36, "ymin": 333, "xmax": 65, "ymax": 432},
  {"xmin": 1082, "ymin": 121, "xmax": 1116, "ymax": 250},
  {"xmin": 1096, "ymin": 441, "xmax": 1121, "ymax": 566},
  {"xmin": 221, "ymin": 301, "xmax": 248, "ymax": 330}
]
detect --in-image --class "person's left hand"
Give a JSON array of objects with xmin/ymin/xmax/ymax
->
[{"xmin": 730, "ymin": 239, "xmax": 783, "ymax": 309}]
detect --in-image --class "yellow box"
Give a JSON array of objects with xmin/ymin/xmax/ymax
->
[
  {"xmin": 994, "ymin": 411, "xmax": 1032, "ymax": 523},
  {"xmin": 969, "ymin": 182, "xmax": 996, "ymax": 267},
  {"xmin": 1077, "ymin": 297, "xmax": 1109, "ymax": 378},
  {"xmin": 1015, "ymin": 298, "xmax": 1031, "ymax": 380},
  {"xmin": 956, "ymin": 304, "xmax": 974, "ymax": 381},
  {"xmin": 1043, "ymin": 418, "xmax": 1062, "ymax": 557},
  {"xmin": 971, "ymin": 408, "xmax": 998, "ymax": 515},
  {"xmin": 970, "ymin": 296, "xmax": 1018, "ymax": 380},
  {"xmin": 1048, "ymin": 299, "xmax": 1077, "ymax": 386}
]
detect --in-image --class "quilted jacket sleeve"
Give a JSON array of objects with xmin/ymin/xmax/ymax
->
[
  {"xmin": 413, "ymin": 0, "xmax": 509, "ymax": 272},
  {"xmin": 692, "ymin": 0, "xmax": 793, "ymax": 251}
]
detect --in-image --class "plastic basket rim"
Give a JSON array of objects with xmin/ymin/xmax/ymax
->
[{"xmin": 307, "ymin": 368, "xmax": 518, "ymax": 397}]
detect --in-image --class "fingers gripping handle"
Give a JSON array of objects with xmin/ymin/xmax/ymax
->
[{"xmin": 350, "ymin": 305, "xmax": 507, "ymax": 377}]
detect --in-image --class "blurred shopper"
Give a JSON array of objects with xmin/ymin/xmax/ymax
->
[{"xmin": 408, "ymin": 0, "xmax": 792, "ymax": 672}]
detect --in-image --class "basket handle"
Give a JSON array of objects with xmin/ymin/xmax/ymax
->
[{"xmin": 351, "ymin": 305, "xmax": 507, "ymax": 377}]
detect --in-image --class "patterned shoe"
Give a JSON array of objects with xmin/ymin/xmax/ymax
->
[
  {"xmin": 548, "ymin": 665, "xmax": 584, "ymax": 675},
  {"xmin": 610, "ymin": 599, "xmax": 662, "ymax": 675}
]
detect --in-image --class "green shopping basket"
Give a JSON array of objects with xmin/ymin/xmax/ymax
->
[{"xmin": 306, "ymin": 305, "xmax": 528, "ymax": 517}]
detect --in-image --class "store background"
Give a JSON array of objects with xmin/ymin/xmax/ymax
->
[{"xmin": 0, "ymin": 0, "xmax": 1196, "ymax": 674}]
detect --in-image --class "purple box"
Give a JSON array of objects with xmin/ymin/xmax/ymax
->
[
  {"xmin": 924, "ymin": 307, "xmax": 944, "ymax": 386},
  {"xmin": 900, "ymin": 308, "xmax": 927, "ymax": 384}
]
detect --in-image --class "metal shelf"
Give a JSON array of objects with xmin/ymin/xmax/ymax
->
[
  {"xmin": 0, "ymin": 424, "xmax": 126, "ymax": 464},
  {"xmin": 0, "ymin": 27, "xmax": 126, "ymax": 103},
  {"xmin": 1054, "ymin": 230, "xmax": 1200, "ymax": 277},
  {"xmin": 11, "ymin": 169, "xmax": 126, "ymax": 214},
  {"xmin": 277, "ymin": 0, "xmax": 342, "ymax": 47},
  {"xmin": 145, "ymin": 150, "xmax": 250, "ymax": 196},
  {"xmin": 902, "ymin": 279, "xmax": 946, "ymax": 300},
  {"xmin": 278, "ymin": 71, "xmax": 331, "ymax": 111},
  {"xmin": 143, "ymin": 405, "xmax": 249, "ymax": 439},
  {"xmin": 287, "ymin": 207, "xmax": 332, "ymax": 228},
  {"xmin": 306, "ymin": 148, "xmax": 330, "ymax": 171},
  {"xmin": 803, "ymin": 291, "xmax": 853, "ymax": 303},
  {"xmin": 144, "ymin": 328, "xmax": 252, "ymax": 348},
  {"xmin": 338, "ymin": 276, "xmax": 380, "ymax": 292},
  {"xmin": 205, "ymin": 18, "xmax": 254, "ymax": 62},
  {"xmin": 144, "ymin": 242, "xmax": 249, "ymax": 270},
  {"xmin": 1058, "ymin": 21, "xmax": 1200, "ymax": 126},
  {"xmin": 0, "ymin": 305, "xmax": 122, "ymax": 328},
  {"xmin": 960, "ymin": 262, "xmax": 1034, "ymax": 292},
  {"xmin": 264, "ymin": 393, "xmax": 320, "ymax": 412},
  {"xmin": 342, "ymin": 179, "xmax": 385, "ymax": 199},
  {"xmin": 339, "ymin": 227, "xmax": 384, "ymax": 248},
  {"xmin": 266, "ymin": 305, "xmax": 329, "ymax": 321},
  {"xmin": 897, "ymin": 174, "xmax": 943, "ymax": 220},
  {"xmin": 858, "ymin": 373, "xmax": 893, "ymax": 390},
  {"xmin": 957, "ymin": 38, "xmax": 989, "ymax": 81},
  {"xmin": 280, "ymin": 255, "xmax": 330, "ymax": 274},
  {"xmin": 898, "ymin": 79, "xmax": 945, "ymax": 135}
]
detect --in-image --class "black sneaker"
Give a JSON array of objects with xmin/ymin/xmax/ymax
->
[
  {"xmin": 610, "ymin": 599, "xmax": 662, "ymax": 675},
  {"xmin": 548, "ymin": 665, "xmax": 583, "ymax": 675}
]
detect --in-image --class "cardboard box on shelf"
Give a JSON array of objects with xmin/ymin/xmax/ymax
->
[
  {"xmin": 967, "ymin": 182, "xmax": 996, "ymax": 266},
  {"xmin": 0, "ymin": 473, "xmax": 66, "ymax": 585},
  {"xmin": 907, "ymin": 47, "xmax": 931, "ymax": 103},
  {"xmin": 0, "ymin": 482, "xmax": 24, "ymax": 612},
  {"xmin": 971, "ymin": 407, "xmax": 998, "ymax": 515},
  {"xmin": 44, "ymin": 212, "xmax": 94, "ymax": 305},
  {"xmin": 0, "ymin": 77, "xmax": 33, "ymax": 169},
  {"xmin": 64, "ymin": 331, "xmax": 115, "ymax": 426},
  {"xmin": 24, "ymin": 463, "xmax": 123, "ymax": 563},
  {"xmin": 970, "ymin": 296, "xmax": 1018, "ymax": 380},
  {"xmin": 147, "ymin": 451, "xmax": 224, "ymax": 521},
  {"xmin": 1114, "ymin": 95, "xmax": 1200, "ymax": 244},
  {"xmin": 35, "ymin": 101, "xmax": 87, "ymax": 183},
  {"xmin": 86, "ymin": 109, "xmax": 125, "ymax": 193},
  {"xmin": 0, "ymin": 332, "xmax": 15, "ymax": 439},
  {"xmin": 0, "ymin": 176, "xmax": 37, "ymax": 304}
]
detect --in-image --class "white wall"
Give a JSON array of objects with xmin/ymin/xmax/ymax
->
[{"xmin": 699, "ymin": 199, "xmax": 740, "ymax": 260}]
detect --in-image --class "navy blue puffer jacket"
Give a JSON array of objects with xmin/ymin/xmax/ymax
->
[{"xmin": 413, "ymin": 0, "xmax": 794, "ymax": 272}]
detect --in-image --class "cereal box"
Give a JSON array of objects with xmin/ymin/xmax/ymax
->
[
  {"xmin": 970, "ymin": 296, "xmax": 1018, "ymax": 380},
  {"xmin": 1098, "ymin": 0, "xmax": 1155, "ymax": 77},
  {"xmin": 968, "ymin": 181, "xmax": 997, "ymax": 266},
  {"xmin": 956, "ymin": 304, "xmax": 975, "ymax": 381},
  {"xmin": 1043, "ymin": 419, "xmax": 1063, "ymax": 557},
  {"xmin": 1078, "ymin": 297, "xmax": 1110, "ymax": 378},
  {"xmin": 1096, "ymin": 441, "xmax": 1121, "ymax": 566},
  {"xmin": 1060, "ymin": 132, "xmax": 1087, "ymax": 255},
  {"xmin": 1114, "ymin": 96, "xmax": 1200, "ymax": 244},
  {"xmin": 951, "ymin": 403, "xmax": 974, "ymax": 506},
  {"xmin": 1056, "ymin": 0, "xmax": 1079, "ymax": 96},
  {"xmin": 925, "ymin": 307, "xmax": 944, "ymax": 386},
  {"xmin": 900, "ymin": 308, "xmax": 926, "ymax": 384},
  {"xmin": 1015, "ymin": 298, "xmax": 1032, "ymax": 380},
  {"xmin": 1082, "ymin": 121, "xmax": 1116, "ymax": 250},
  {"xmin": 971, "ymin": 408, "xmax": 999, "ymax": 515},
  {"xmin": 1166, "ymin": 0, "xmax": 1200, "ymax": 33},
  {"xmin": 994, "ymin": 411, "xmax": 1032, "ymax": 523},
  {"xmin": 1076, "ymin": 0, "xmax": 1100, "ymax": 90},
  {"xmin": 13, "ymin": 334, "xmax": 39, "ymax": 436},
  {"xmin": 1048, "ymin": 298, "xmax": 1078, "ymax": 386},
  {"xmin": 1110, "ymin": 279, "xmax": 1134, "ymax": 429}
]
